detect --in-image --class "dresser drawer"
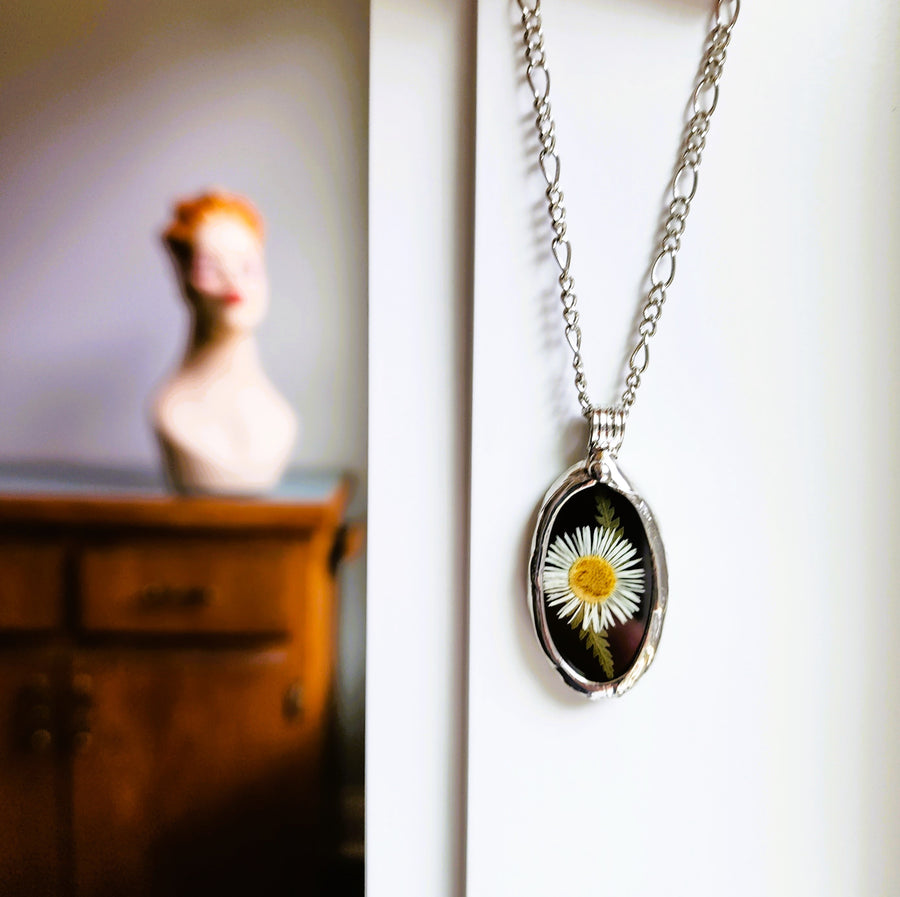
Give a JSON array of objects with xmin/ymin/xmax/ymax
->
[
  {"xmin": 78, "ymin": 538, "xmax": 304, "ymax": 636},
  {"xmin": 0, "ymin": 541, "xmax": 64, "ymax": 630}
]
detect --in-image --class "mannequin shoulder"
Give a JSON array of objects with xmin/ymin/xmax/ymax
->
[{"xmin": 150, "ymin": 374, "xmax": 206, "ymax": 443}]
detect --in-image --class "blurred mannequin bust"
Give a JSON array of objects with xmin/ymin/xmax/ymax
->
[{"xmin": 153, "ymin": 190, "xmax": 298, "ymax": 495}]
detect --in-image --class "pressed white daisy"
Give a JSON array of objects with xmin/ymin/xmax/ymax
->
[{"xmin": 543, "ymin": 524, "xmax": 644, "ymax": 634}]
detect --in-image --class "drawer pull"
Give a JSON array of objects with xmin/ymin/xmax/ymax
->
[
  {"xmin": 16, "ymin": 674, "xmax": 55, "ymax": 755},
  {"xmin": 282, "ymin": 680, "xmax": 304, "ymax": 721},
  {"xmin": 30, "ymin": 728, "xmax": 53, "ymax": 754},
  {"xmin": 136, "ymin": 585, "xmax": 213, "ymax": 610},
  {"xmin": 68, "ymin": 674, "xmax": 93, "ymax": 754}
]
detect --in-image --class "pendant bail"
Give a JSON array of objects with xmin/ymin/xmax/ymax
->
[{"xmin": 588, "ymin": 407, "xmax": 627, "ymax": 461}]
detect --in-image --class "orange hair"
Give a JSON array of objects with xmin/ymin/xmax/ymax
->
[{"xmin": 163, "ymin": 190, "xmax": 264, "ymax": 263}]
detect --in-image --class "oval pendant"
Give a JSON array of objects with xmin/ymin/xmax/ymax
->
[{"xmin": 529, "ymin": 455, "xmax": 667, "ymax": 698}]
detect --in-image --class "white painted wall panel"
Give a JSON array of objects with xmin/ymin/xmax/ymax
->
[
  {"xmin": 466, "ymin": 2, "xmax": 900, "ymax": 895},
  {"xmin": 367, "ymin": 1, "xmax": 473, "ymax": 894}
]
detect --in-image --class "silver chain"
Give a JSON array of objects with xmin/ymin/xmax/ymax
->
[{"xmin": 517, "ymin": 0, "xmax": 740, "ymax": 445}]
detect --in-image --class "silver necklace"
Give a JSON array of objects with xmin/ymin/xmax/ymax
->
[{"xmin": 523, "ymin": 0, "xmax": 740, "ymax": 697}]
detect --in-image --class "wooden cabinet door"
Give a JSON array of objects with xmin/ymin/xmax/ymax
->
[
  {"xmin": 0, "ymin": 652, "xmax": 64, "ymax": 897},
  {"xmin": 70, "ymin": 648, "xmax": 334, "ymax": 897}
]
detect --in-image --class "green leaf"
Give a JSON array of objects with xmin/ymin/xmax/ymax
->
[
  {"xmin": 578, "ymin": 626, "xmax": 615, "ymax": 678},
  {"xmin": 596, "ymin": 496, "xmax": 623, "ymax": 538},
  {"xmin": 567, "ymin": 607, "xmax": 585, "ymax": 630}
]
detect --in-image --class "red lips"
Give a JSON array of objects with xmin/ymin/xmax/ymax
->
[{"xmin": 222, "ymin": 293, "xmax": 242, "ymax": 306}]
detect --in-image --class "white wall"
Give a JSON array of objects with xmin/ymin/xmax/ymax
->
[
  {"xmin": 465, "ymin": 1, "xmax": 900, "ymax": 896},
  {"xmin": 367, "ymin": 0, "xmax": 474, "ymax": 893},
  {"xmin": 0, "ymin": 0, "xmax": 368, "ymax": 775}
]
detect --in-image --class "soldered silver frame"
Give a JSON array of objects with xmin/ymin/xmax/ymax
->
[{"xmin": 528, "ymin": 455, "xmax": 668, "ymax": 698}]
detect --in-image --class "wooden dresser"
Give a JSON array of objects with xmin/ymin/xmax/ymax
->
[{"xmin": 0, "ymin": 467, "xmax": 357, "ymax": 897}]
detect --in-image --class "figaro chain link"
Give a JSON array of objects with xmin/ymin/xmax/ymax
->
[{"xmin": 516, "ymin": 0, "xmax": 740, "ymax": 427}]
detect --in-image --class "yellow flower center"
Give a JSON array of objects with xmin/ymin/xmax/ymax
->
[{"xmin": 568, "ymin": 556, "xmax": 617, "ymax": 604}]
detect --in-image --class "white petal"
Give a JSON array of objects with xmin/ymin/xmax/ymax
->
[
  {"xmin": 606, "ymin": 541, "xmax": 635, "ymax": 565},
  {"xmin": 616, "ymin": 586, "xmax": 643, "ymax": 602},
  {"xmin": 609, "ymin": 603, "xmax": 629, "ymax": 624},
  {"xmin": 560, "ymin": 533, "xmax": 578, "ymax": 559},
  {"xmin": 597, "ymin": 528, "xmax": 615, "ymax": 556},
  {"xmin": 612, "ymin": 555, "xmax": 641, "ymax": 573},
  {"xmin": 599, "ymin": 605, "xmax": 614, "ymax": 631}
]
